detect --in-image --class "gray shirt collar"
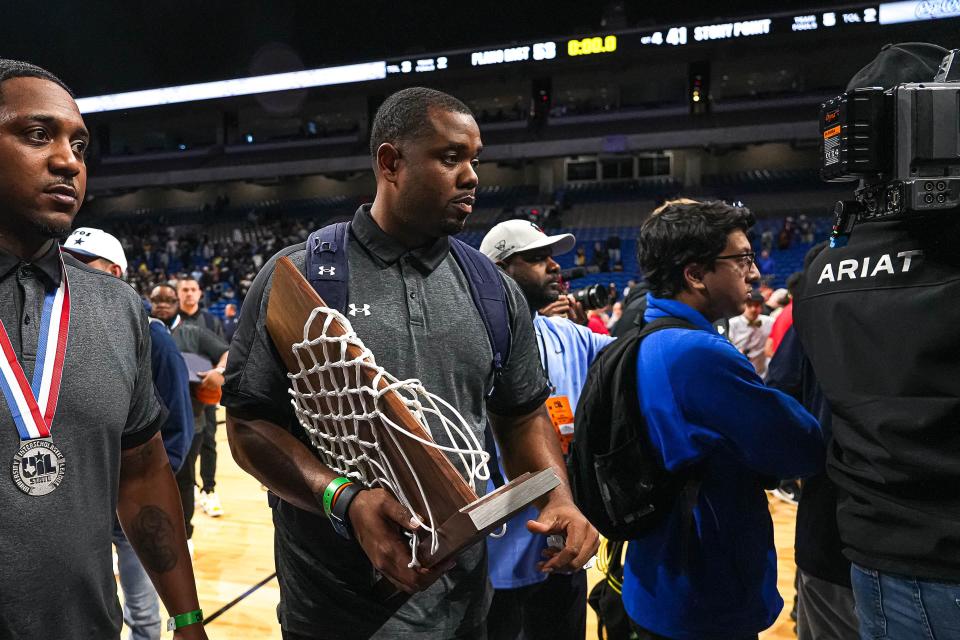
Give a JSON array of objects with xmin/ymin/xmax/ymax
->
[
  {"xmin": 351, "ymin": 205, "xmax": 451, "ymax": 273},
  {"xmin": 0, "ymin": 240, "xmax": 63, "ymax": 288}
]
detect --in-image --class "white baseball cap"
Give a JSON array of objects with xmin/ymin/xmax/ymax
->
[
  {"xmin": 63, "ymin": 227, "xmax": 128, "ymax": 273},
  {"xmin": 479, "ymin": 220, "xmax": 576, "ymax": 263}
]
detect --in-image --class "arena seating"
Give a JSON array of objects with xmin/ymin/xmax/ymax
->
[{"xmin": 88, "ymin": 173, "xmax": 838, "ymax": 315}]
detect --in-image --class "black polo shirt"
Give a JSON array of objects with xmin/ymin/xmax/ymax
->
[
  {"xmin": 223, "ymin": 206, "xmax": 550, "ymax": 639},
  {"xmin": 0, "ymin": 242, "xmax": 164, "ymax": 639}
]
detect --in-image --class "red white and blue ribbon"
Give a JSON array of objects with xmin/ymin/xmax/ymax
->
[{"xmin": 0, "ymin": 255, "xmax": 70, "ymax": 441}]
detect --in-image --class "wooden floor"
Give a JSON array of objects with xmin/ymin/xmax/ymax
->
[{"xmin": 136, "ymin": 424, "xmax": 800, "ymax": 639}]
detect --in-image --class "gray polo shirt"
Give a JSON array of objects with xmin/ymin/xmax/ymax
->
[
  {"xmin": 223, "ymin": 206, "xmax": 550, "ymax": 639},
  {"xmin": 0, "ymin": 243, "xmax": 164, "ymax": 639}
]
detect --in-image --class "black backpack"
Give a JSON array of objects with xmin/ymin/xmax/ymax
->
[{"xmin": 567, "ymin": 317, "xmax": 703, "ymax": 542}]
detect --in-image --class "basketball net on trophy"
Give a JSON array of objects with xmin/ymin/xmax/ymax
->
[{"xmin": 266, "ymin": 257, "xmax": 560, "ymax": 570}]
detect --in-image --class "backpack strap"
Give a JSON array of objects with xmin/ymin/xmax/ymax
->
[
  {"xmin": 635, "ymin": 315, "xmax": 699, "ymax": 339},
  {"xmin": 305, "ymin": 221, "xmax": 350, "ymax": 313},
  {"xmin": 268, "ymin": 224, "xmax": 350, "ymax": 513},
  {"xmin": 449, "ymin": 237, "xmax": 512, "ymax": 377}
]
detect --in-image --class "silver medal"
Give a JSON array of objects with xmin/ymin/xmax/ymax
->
[{"xmin": 12, "ymin": 438, "xmax": 65, "ymax": 496}]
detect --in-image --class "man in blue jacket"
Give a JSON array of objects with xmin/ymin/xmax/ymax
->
[
  {"xmin": 624, "ymin": 200, "xmax": 824, "ymax": 640},
  {"xmin": 64, "ymin": 227, "xmax": 194, "ymax": 640}
]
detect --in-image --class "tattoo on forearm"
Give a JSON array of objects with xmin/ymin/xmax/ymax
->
[
  {"xmin": 137, "ymin": 437, "xmax": 159, "ymax": 467},
  {"xmin": 130, "ymin": 505, "xmax": 179, "ymax": 574}
]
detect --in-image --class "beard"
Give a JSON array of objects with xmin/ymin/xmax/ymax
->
[
  {"xmin": 35, "ymin": 220, "xmax": 72, "ymax": 240},
  {"xmin": 526, "ymin": 283, "xmax": 560, "ymax": 311}
]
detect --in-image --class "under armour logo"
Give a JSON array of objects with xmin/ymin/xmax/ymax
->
[
  {"xmin": 317, "ymin": 266, "xmax": 336, "ymax": 276},
  {"xmin": 348, "ymin": 303, "xmax": 371, "ymax": 317}
]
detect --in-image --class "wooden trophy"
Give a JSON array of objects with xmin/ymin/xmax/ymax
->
[{"xmin": 265, "ymin": 256, "xmax": 560, "ymax": 570}]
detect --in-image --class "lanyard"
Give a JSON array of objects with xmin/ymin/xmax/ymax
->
[
  {"xmin": 535, "ymin": 325, "xmax": 557, "ymax": 395},
  {"xmin": 0, "ymin": 254, "xmax": 70, "ymax": 440}
]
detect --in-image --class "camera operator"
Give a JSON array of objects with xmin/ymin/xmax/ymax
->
[{"xmin": 795, "ymin": 43, "xmax": 960, "ymax": 637}]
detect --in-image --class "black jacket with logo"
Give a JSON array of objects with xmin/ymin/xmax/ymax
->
[{"xmin": 795, "ymin": 214, "xmax": 960, "ymax": 581}]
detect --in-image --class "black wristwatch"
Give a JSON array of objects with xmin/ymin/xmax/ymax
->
[{"xmin": 329, "ymin": 482, "xmax": 364, "ymax": 540}]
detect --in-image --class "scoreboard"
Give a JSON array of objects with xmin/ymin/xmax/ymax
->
[
  {"xmin": 385, "ymin": 5, "xmax": 890, "ymax": 77},
  {"xmin": 77, "ymin": 2, "xmax": 960, "ymax": 114}
]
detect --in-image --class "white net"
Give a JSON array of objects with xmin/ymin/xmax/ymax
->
[{"xmin": 286, "ymin": 306, "xmax": 492, "ymax": 566}]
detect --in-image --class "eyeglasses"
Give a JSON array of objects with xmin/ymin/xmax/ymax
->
[
  {"xmin": 714, "ymin": 251, "xmax": 757, "ymax": 273},
  {"xmin": 150, "ymin": 296, "xmax": 178, "ymax": 304}
]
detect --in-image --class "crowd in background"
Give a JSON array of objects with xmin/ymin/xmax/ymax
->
[
  {"xmin": 96, "ymin": 210, "xmax": 818, "ymax": 321},
  {"xmin": 103, "ymin": 216, "xmax": 321, "ymax": 314}
]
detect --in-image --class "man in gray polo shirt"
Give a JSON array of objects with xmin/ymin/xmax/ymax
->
[
  {"xmin": 223, "ymin": 87, "xmax": 598, "ymax": 639},
  {"xmin": 0, "ymin": 60, "xmax": 206, "ymax": 639}
]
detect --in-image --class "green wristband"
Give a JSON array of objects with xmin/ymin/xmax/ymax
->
[
  {"xmin": 166, "ymin": 609, "xmax": 203, "ymax": 631},
  {"xmin": 322, "ymin": 477, "xmax": 352, "ymax": 517}
]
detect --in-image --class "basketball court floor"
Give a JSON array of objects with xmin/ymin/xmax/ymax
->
[{"xmin": 129, "ymin": 422, "xmax": 801, "ymax": 640}]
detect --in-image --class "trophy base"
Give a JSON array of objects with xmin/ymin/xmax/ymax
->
[{"xmin": 417, "ymin": 467, "xmax": 561, "ymax": 568}]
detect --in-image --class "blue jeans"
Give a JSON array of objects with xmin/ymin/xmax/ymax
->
[
  {"xmin": 114, "ymin": 532, "xmax": 162, "ymax": 640},
  {"xmin": 851, "ymin": 563, "xmax": 960, "ymax": 640}
]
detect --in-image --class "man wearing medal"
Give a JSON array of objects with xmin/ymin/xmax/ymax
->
[
  {"xmin": 480, "ymin": 220, "xmax": 615, "ymax": 640},
  {"xmin": 0, "ymin": 60, "xmax": 206, "ymax": 639}
]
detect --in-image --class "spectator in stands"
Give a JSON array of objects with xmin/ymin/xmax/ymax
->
[
  {"xmin": 176, "ymin": 278, "xmax": 226, "ymax": 518},
  {"xmin": 626, "ymin": 199, "xmax": 823, "ymax": 639},
  {"xmin": 761, "ymin": 229, "xmax": 774, "ymax": 253},
  {"xmin": 798, "ymin": 215, "xmax": 815, "ymax": 243},
  {"xmin": 758, "ymin": 249, "xmax": 775, "ymax": 275},
  {"xmin": 606, "ymin": 234, "xmax": 622, "ymax": 265},
  {"xmin": 728, "ymin": 289, "xmax": 775, "ymax": 378},
  {"xmin": 222, "ymin": 303, "xmax": 239, "ymax": 343},
  {"xmin": 574, "ymin": 245, "xmax": 586, "ymax": 267},
  {"xmin": 592, "ymin": 241, "xmax": 609, "ymax": 271},
  {"xmin": 778, "ymin": 222, "xmax": 793, "ymax": 250},
  {"xmin": 586, "ymin": 308, "xmax": 610, "ymax": 335}
]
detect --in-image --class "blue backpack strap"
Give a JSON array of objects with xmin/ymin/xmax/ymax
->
[
  {"xmin": 269, "ymin": 222, "xmax": 349, "ymax": 511},
  {"xmin": 449, "ymin": 238, "xmax": 512, "ymax": 377},
  {"xmin": 305, "ymin": 221, "xmax": 350, "ymax": 313}
]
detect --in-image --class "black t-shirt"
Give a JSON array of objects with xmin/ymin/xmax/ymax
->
[{"xmin": 795, "ymin": 214, "xmax": 960, "ymax": 581}]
